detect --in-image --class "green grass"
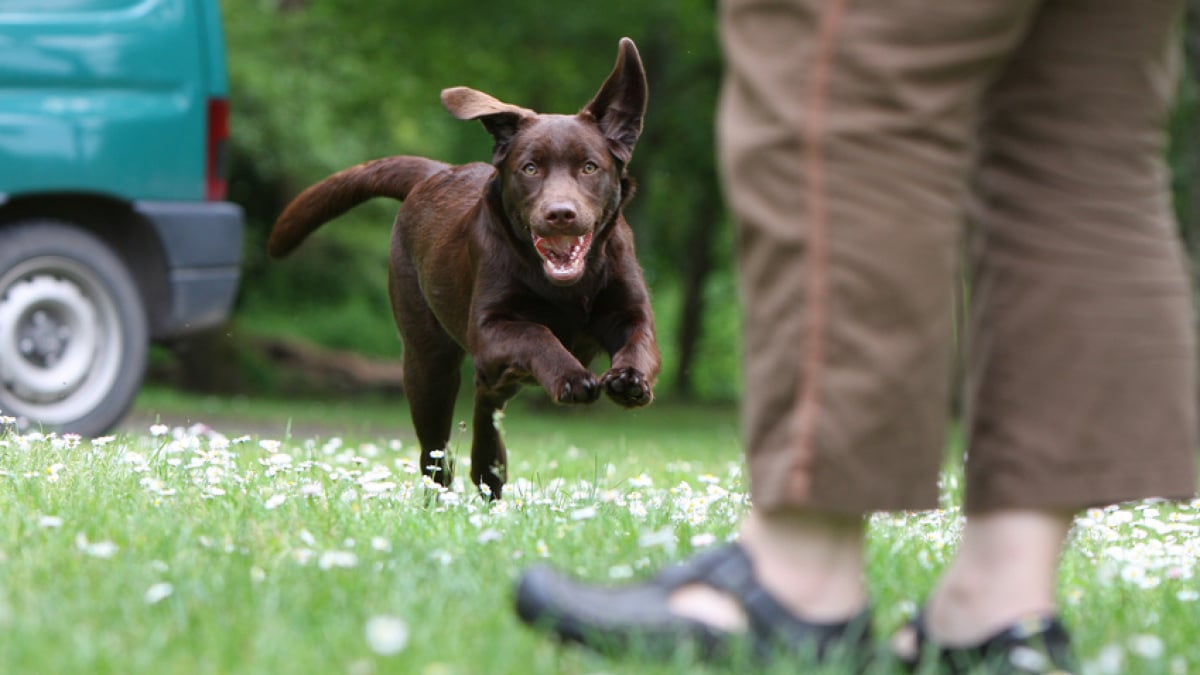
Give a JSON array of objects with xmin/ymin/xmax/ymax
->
[{"xmin": 1, "ymin": 393, "xmax": 1197, "ymax": 674}]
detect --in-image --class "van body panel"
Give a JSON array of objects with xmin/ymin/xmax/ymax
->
[{"xmin": 0, "ymin": 0, "xmax": 220, "ymax": 201}]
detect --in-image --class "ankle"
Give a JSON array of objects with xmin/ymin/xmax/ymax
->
[
  {"xmin": 925, "ymin": 509, "xmax": 1072, "ymax": 645},
  {"xmin": 926, "ymin": 571, "xmax": 1058, "ymax": 646},
  {"xmin": 738, "ymin": 509, "xmax": 868, "ymax": 622}
]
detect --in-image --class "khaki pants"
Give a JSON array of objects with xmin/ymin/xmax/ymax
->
[{"xmin": 719, "ymin": 0, "xmax": 1198, "ymax": 514}]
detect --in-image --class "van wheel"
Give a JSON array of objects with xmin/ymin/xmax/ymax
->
[{"xmin": 0, "ymin": 220, "xmax": 148, "ymax": 436}]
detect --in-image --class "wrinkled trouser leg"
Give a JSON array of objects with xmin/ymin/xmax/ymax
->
[
  {"xmin": 719, "ymin": 0, "xmax": 1196, "ymax": 515},
  {"xmin": 965, "ymin": 0, "xmax": 1196, "ymax": 512}
]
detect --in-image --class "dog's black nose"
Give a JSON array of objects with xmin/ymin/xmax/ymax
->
[{"xmin": 544, "ymin": 203, "xmax": 577, "ymax": 226}]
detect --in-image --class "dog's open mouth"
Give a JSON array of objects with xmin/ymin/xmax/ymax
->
[{"xmin": 533, "ymin": 232, "xmax": 593, "ymax": 284}]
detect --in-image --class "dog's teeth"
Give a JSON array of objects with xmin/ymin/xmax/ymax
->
[{"xmin": 535, "ymin": 232, "xmax": 592, "ymax": 282}]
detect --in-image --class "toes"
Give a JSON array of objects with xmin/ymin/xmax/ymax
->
[
  {"xmin": 668, "ymin": 583, "xmax": 750, "ymax": 633},
  {"xmin": 890, "ymin": 623, "xmax": 919, "ymax": 663},
  {"xmin": 556, "ymin": 373, "xmax": 600, "ymax": 404},
  {"xmin": 602, "ymin": 368, "xmax": 652, "ymax": 407}
]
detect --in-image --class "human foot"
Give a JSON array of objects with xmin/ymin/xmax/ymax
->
[
  {"xmin": 668, "ymin": 509, "xmax": 869, "ymax": 631},
  {"xmin": 514, "ymin": 542, "xmax": 873, "ymax": 663},
  {"xmin": 893, "ymin": 611, "xmax": 1076, "ymax": 674},
  {"xmin": 921, "ymin": 510, "xmax": 1072, "ymax": 647},
  {"xmin": 891, "ymin": 509, "xmax": 1076, "ymax": 671}
]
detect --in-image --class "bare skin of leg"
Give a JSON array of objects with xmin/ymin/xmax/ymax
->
[
  {"xmin": 667, "ymin": 509, "xmax": 869, "ymax": 632},
  {"xmin": 666, "ymin": 507, "xmax": 1071, "ymax": 648},
  {"xmin": 892, "ymin": 509, "xmax": 1073, "ymax": 655}
]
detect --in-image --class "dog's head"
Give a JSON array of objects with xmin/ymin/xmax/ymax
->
[{"xmin": 441, "ymin": 38, "xmax": 647, "ymax": 286}]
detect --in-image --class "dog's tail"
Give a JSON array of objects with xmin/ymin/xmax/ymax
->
[{"xmin": 268, "ymin": 156, "xmax": 450, "ymax": 257}]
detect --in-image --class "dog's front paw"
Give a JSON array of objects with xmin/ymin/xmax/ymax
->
[
  {"xmin": 601, "ymin": 368, "xmax": 653, "ymax": 408},
  {"xmin": 554, "ymin": 371, "xmax": 601, "ymax": 404}
]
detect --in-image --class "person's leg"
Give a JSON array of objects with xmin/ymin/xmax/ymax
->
[
  {"xmin": 923, "ymin": 0, "xmax": 1195, "ymax": 650},
  {"xmin": 707, "ymin": 0, "xmax": 1039, "ymax": 627},
  {"xmin": 516, "ymin": 0, "xmax": 1040, "ymax": 641}
]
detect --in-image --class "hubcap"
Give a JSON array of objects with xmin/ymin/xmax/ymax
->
[
  {"xmin": 19, "ymin": 307, "xmax": 73, "ymax": 368},
  {"xmin": 0, "ymin": 274, "xmax": 98, "ymax": 402}
]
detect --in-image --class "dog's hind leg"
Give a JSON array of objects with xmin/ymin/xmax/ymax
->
[
  {"xmin": 404, "ymin": 340, "xmax": 464, "ymax": 488},
  {"xmin": 390, "ymin": 264, "xmax": 464, "ymax": 489}
]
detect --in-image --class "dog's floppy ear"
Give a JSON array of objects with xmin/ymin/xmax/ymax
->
[
  {"xmin": 442, "ymin": 87, "xmax": 536, "ymax": 163},
  {"xmin": 581, "ymin": 37, "xmax": 647, "ymax": 165}
]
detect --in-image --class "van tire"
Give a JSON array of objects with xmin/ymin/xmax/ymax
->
[{"xmin": 0, "ymin": 220, "xmax": 148, "ymax": 436}]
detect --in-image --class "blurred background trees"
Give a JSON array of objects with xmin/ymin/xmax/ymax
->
[{"xmin": 177, "ymin": 0, "xmax": 1198, "ymax": 403}]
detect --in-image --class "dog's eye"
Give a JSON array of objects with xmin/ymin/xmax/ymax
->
[
  {"xmin": 522, "ymin": 163, "xmax": 539, "ymax": 176},
  {"xmin": 581, "ymin": 161, "xmax": 599, "ymax": 175}
]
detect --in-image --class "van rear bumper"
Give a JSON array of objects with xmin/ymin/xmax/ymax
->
[{"xmin": 134, "ymin": 200, "xmax": 244, "ymax": 337}]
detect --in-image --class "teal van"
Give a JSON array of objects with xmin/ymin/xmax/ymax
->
[{"xmin": 0, "ymin": 0, "xmax": 243, "ymax": 435}]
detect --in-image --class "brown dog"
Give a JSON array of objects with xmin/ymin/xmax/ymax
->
[{"xmin": 268, "ymin": 38, "xmax": 660, "ymax": 497}]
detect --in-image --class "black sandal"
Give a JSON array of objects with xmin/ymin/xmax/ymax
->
[
  {"xmin": 514, "ymin": 542, "xmax": 873, "ymax": 665},
  {"xmin": 896, "ymin": 610, "xmax": 1077, "ymax": 674}
]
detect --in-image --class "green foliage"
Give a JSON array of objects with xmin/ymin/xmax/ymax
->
[
  {"xmin": 237, "ymin": 226, "xmax": 397, "ymax": 358},
  {"xmin": 1170, "ymin": 63, "xmax": 1199, "ymax": 247},
  {"xmin": 654, "ymin": 272, "xmax": 743, "ymax": 401}
]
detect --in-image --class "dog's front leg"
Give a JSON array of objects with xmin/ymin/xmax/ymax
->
[
  {"xmin": 468, "ymin": 320, "xmax": 598, "ymax": 498},
  {"xmin": 469, "ymin": 383, "xmax": 515, "ymax": 499},
  {"xmin": 602, "ymin": 311, "xmax": 660, "ymax": 407},
  {"xmin": 473, "ymin": 320, "xmax": 601, "ymax": 404},
  {"xmin": 593, "ymin": 286, "xmax": 661, "ymax": 408}
]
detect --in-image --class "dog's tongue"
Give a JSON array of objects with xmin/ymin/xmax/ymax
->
[{"xmin": 533, "ymin": 233, "xmax": 593, "ymax": 284}]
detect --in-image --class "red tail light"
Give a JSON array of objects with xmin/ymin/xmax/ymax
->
[{"xmin": 206, "ymin": 97, "xmax": 230, "ymax": 201}]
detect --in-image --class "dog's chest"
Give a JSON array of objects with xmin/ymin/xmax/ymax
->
[
  {"xmin": 538, "ymin": 298, "xmax": 591, "ymax": 337},
  {"xmin": 527, "ymin": 295, "xmax": 601, "ymax": 354}
]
